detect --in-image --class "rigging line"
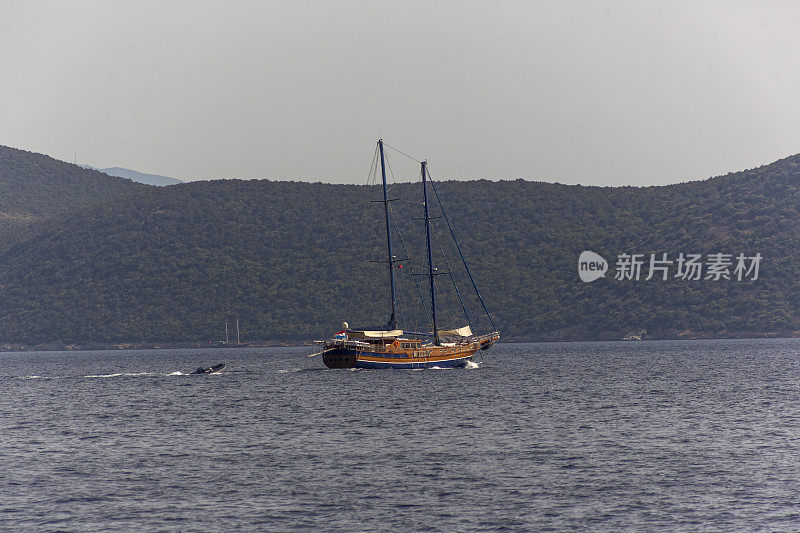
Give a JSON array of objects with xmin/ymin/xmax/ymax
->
[
  {"xmin": 427, "ymin": 180, "xmax": 471, "ymax": 327},
  {"xmin": 427, "ymin": 171, "xmax": 498, "ymax": 332},
  {"xmin": 362, "ymin": 147, "xmax": 381, "ymax": 322},
  {"xmin": 385, "ymin": 152, "xmax": 400, "ymax": 190},
  {"xmin": 432, "ymin": 213, "xmax": 473, "ymax": 331},
  {"xmin": 389, "ymin": 203, "xmax": 431, "ymax": 326},
  {"xmin": 383, "ymin": 152, "xmax": 401, "ymax": 198},
  {"xmin": 391, "ymin": 205, "xmax": 425, "ymax": 311},
  {"xmin": 381, "ymin": 145, "xmax": 397, "ymax": 185},
  {"xmin": 384, "ymin": 143, "xmax": 421, "ymax": 163},
  {"xmin": 366, "ymin": 145, "xmax": 379, "ymax": 186}
]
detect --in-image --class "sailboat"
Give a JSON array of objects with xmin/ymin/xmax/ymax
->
[{"xmin": 316, "ymin": 139, "xmax": 499, "ymax": 369}]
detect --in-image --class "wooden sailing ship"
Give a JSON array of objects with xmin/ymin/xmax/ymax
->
[{"xmin": 315, "ymin": 139, "xmax": 499, "ymax": 369}]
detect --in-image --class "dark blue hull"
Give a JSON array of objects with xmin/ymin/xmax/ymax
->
[
  {"xmin": 356, "ymin": 355, "xmax": 473, "ymax": 369},
  {"xmin": 323, "ymin": 347, "xmax": 475, "ymax": 369}
]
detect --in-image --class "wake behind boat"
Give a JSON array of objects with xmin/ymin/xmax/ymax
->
[{"xmin": 315, "ymin": 140, "xmax": 499, "ymax": 369}]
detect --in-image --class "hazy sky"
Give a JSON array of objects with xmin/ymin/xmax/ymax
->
[{"xmin": 1, "ymin": 0, "xmax": 799, "ymax": 186}]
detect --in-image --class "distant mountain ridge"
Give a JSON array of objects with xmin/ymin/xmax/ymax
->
[
  {"xmin": 84, "ymin": 165, "xmax": 183, "ymax": 186},
  {"xmin": 0, "ymin": 145, "xmax": 149, "ymax": 232},
  {"xmin": 2, "ymin": 149, "xmax": 800, "ymax": 346}
]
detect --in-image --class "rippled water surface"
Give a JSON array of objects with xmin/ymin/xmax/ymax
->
[{"xmin": 3, "ymin": 340, "xmax": 800, "ymax": 531}]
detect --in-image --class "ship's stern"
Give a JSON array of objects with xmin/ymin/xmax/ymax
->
[{"xmin": 322, "ymin": 347, "xmax": 358, "ymax": 368}]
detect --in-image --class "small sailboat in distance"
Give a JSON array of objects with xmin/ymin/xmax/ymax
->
[{"xmin": 316, "ymin": 139, "xmax": 499, "ymax": 369}]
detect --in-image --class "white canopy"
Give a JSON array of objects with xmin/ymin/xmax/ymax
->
[
  {"xmin": 356, "ymin": 329, "xmax": 404, "ymax": 338},
  {"xmin": 439, "ymin": 326, "xmax": 473, "ymax": 337}
]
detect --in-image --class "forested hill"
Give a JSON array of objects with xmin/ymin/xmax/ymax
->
[
  {"xmin": 1, "ymin": 152, "xmax": 800, "ymax": 346},
  {"xmin": 0, "ymin": 145, "xmax": 149, "ymax": 230}
]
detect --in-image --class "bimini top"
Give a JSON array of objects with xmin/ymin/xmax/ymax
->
[{"xmin": 347, "ymin": 329, "xmax": 403, "ymax": 339}]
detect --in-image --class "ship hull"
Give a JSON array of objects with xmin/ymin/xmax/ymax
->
[{"xmin": 323, "ymin": 347, "xmax": 477, "ymax": 369}]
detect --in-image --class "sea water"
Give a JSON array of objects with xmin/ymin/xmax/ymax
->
[{"xmin": 2, "ymin": 339, "xmax": 800, "ymax": 531}]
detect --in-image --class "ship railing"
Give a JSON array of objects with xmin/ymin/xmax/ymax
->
[
  {"xmin": 475, "ymin": 331, "xmax": 500, "ymax": 345},
  {"xmin": 323, "ymin": 338, "xmax": 373, "ymax": 349}
]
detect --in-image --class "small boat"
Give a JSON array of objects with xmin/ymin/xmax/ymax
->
[
  {"xmin": 192, "ymin": 363, "xmax": 226, "ymax": 374},
  {"xmin": 622, "ymin": 329, "xmax": 646, "ymax": 341},
  {"xmin": 315, "ymin": 139, "xmax": 499, "ymax": 369}
]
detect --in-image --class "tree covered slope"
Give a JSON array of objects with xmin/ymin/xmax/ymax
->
[
  {"xmin": 0, "ymin": 146, "xmax": 149, "ymax": 227},
  {"xmin": 1, "ymin": 153, "xmax": 800, "ymax": 344}
]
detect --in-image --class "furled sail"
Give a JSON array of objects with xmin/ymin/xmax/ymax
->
[{"xmin": 439, "ymin": 326, "xmax": 473, "ymax": 337}]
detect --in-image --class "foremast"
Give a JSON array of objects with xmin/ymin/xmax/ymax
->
[{"xmin": 378, "ymin": 139, "xmax": 398, "ymax": 330}]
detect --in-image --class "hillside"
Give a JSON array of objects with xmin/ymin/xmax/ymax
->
[
  {"xmin": 0, "ymin": 145, "xmax": 149, "ymax": 232},
  {"xmin": 1, "ymin": 153, "xmax": 800, "ymax": 345}
]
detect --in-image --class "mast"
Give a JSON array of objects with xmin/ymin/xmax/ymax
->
[
  {"xmin": 421, "ymin": 161, "xmax": 440, "ymax": 345},
  {"xmin": 236, "ymin": 318, "xmax": 240, "ymax": 345},
  {"xmin": 378, "ymin": 139, "xmax": 398, "ymax": 330},
  {"xmin": 225, "ymin": 322, "xmax": 229, "ymax": 344}
]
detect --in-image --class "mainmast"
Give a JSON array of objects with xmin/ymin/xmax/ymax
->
[
  {"xmin": 378, "ymin": 139, "xmax": 398, "ymax": 330},
  {"xmin": 421, "ymin": 161, "xmax": 440, "ymax": 345}
]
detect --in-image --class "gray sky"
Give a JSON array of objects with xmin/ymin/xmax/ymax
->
[{"xmin": 1, "ymin": 0, "xmax": 799, "ymax": 186}]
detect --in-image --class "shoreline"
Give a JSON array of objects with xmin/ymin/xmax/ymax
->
[{"xmin": 2, "ymin": 331, "xmax": 799, "ymax": 352}]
